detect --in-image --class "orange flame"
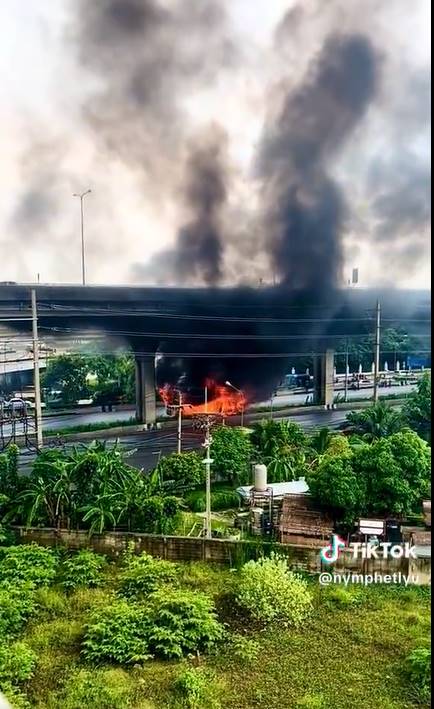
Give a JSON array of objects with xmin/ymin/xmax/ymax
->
[{"xmin": 158, "ymin": 379, "xmax": 247, "ymax": 417}]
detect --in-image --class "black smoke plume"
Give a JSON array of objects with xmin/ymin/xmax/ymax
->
[
  {"xmin": 258, "ymin": 34, "xmax": 378, "ymax": 291},
  {"xmin": 155, "ymin": 34, "xmax": 381, "ymax": 399}
]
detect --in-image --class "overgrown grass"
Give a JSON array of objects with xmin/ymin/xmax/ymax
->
[{"xmin": 1, "ymin": 554, "xmax": 430, "ymax": 709}]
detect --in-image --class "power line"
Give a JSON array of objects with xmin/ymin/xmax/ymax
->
[{"xmin": 16, "ymin": 303, "xmax": 430, "ymax": 325}]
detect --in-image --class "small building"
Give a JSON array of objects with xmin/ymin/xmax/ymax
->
[
  {"xmin": 278, "ymin": 494, "xmax": 334, "ymax": 547},
  {"xmin": 410, "ymin": 530, "xmax": 431, "ymax": 559}
]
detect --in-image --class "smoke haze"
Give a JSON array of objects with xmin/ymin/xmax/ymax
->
[{"xmin": 1, "ymin": 0, "xmax": 430, "ymax": 289}]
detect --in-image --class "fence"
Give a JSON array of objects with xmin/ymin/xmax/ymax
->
[{"xmin": 10, "ymin": 526, "xmax": 431, "ymax": 584}]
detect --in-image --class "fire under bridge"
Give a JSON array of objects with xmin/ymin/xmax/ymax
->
[{"xmin": 0, "ymin": 284, "xmax": 430, "ymax": 423}]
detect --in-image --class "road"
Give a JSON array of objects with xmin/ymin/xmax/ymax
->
[
  {"xmin": 6, "ymin": 382, "xmax": 415, "ymax": 437},
  {"xmin": 15, "ymin": 406, "xmax": 355, "ymax": 473}
]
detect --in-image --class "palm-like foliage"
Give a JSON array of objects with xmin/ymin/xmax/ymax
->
[
  {"xmin": 251, "ymin": 420, "xmax": 307, "ymax": 482},
  {"xmin": 4, "ymin": 440, "xmax": 179, "ymax": 536},
  {"xmin": 346, "ymin": 402, "xmax": 406, "ymax": 442}
]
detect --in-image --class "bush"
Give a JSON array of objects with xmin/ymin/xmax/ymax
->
[
  {"xmin": 60, "ymin": 549, "xmax": 106, "ymax": 591},
  {"xmin": 82, "ymin": 599, "xmax": 152, "ymax": 664},
  {"xmin": 0, "ymin": 544, "xmax": 58, "ymax": 587},
  {"xmin": 226, "ymin": 634, "xmax": 260, "ymax": 664},
  {"xmin": 0, "ymin": 641, "xmax": 37, "ymax": 686},
  {"xmin": 118, "ymin": 552, "xmax": 178, "ymax": 597},
  {"xmin": 236, "ymin": 554, "xmax": 313, "ymax": 627},
  {"xmin": 406, "ymin": 646, "xmax": 431, "ymax": 701},
  {"xmin": 158, "ymin": 452, "xmax": 204, "ymax": 489},
  {"xmin": 83, "ymin": 588, "xmax": 223, "ymax": 663},
  {"xmin": 0, "ymin": 581, "xmax": 37, "ymax": 637},
  {"xmin": 174, "ymin": 666, "xmax": 223, "ymax": 709},
  {"xmin": 145, "ymin": 587, "xmax": 224, "ymax": 659}
]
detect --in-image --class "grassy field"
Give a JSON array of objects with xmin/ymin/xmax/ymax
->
[{"xmin": 4, "ymin": 556, "xmax": 430, "ymax": 709}]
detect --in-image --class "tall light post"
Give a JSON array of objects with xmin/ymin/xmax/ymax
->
[
  {"xmin": 225, "ymin": 380, "xmax": 245, "ymax": 427},
  {"xmin": 73, "ymin": 189, "xmax": 91, "ymax": 285}
]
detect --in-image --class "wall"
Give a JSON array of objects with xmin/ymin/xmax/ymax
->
[{"xmin": 11, "ymin": 527, "xmax": 431, "ymax": 584}]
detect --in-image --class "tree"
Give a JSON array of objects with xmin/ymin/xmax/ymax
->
[
  {"xmin": 345, "ymin": 402, "xmax": 406, "ymax": 441},
  {"xmin": 42, "ymin": 354, "xmax": 90, "ymax": 405},
  {"xmin": 210, "ymin": 426, "xmax": 253, "ymax": 485},
  {"xmin": 403, "ymin": 373, "xmax": 431, "ymax": 443},
  {"xmin": 87, "ymin": 354, "xmax": 135, "ymax": 405},
  {"xmin": 353, "ymin": 430, "xmax": 431, "ymax": 517},
  {"xmin": 251, "ymin": 420, "xmax": 308, "ymax": 483},
  {"xmin": 306, "ymin": 437, "xmax": 365, "ymax": 526}
]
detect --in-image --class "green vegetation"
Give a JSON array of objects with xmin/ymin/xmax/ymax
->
[
  {"xmin": 210, "ymin": 426, "xmax": 253, "ymax": 485},
  {"xmin": 42, "ymin": 352, "xmax": 135, "ymax": 407},
  {"xmin": 251, "ymin": 420, "xmax": 308, "ymax": 482},
  {"xmin": 346, "ymin": 400, "xmax": 407, "ymax": 440},
  {"xmin": 307, "ymin": 429, "xmax": 431, "ymax": 527},
  {"xmin": 47, "ymin": 418, "xmax": 137, "ymax": 437},
  {"xmin": 403, "ymin": 373, "xmax": 431, "ymax": 443},
  {"xmin": 236, "ymin": 554, "xmax": 313, "ymax": 627},
  {"xmin": 0, "ymin": 543, "xmax": 430, "ymax": 708},
  {"xmin": 0, "ymin": 442, "xmax": 179, "ymax": 535}
]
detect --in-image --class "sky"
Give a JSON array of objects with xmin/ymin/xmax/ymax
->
[{"xmin": 0, "ymin": 0, "xmax": 430, "ymax": 289}]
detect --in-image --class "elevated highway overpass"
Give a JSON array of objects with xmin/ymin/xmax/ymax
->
[{"xmin": 0, "ymin": 284, "xmax": 430, "ymax": 422}]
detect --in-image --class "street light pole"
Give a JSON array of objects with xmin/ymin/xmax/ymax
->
[
  {"xmin": 73, "ymin": 189, "xmax": 91, "ymax": 285},
  {"xmin": 344, "ymin": 338, "xmax": 349, "ymax": 403},
  {"xmin": 225, "ymin": 380, "xmax": 244, "ymax": 427},
  {"xmin": 373, "ymin": 300, "xmax": 381, "ymax": 403},
  {"xmin": 31, "ymin": 289, "xmax": 43, "ymax": 450}
]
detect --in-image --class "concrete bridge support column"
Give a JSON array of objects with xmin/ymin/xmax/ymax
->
[
  {"xmin": 135, "ymin": 355, "xmax": 156, "ymax": 424},
  {"xmin": 313, "ymin": 349, "xmax": 335, "ymax": 408}
]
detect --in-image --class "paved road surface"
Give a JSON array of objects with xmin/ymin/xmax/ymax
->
[
  {"xmin": 16, "ymin": 407, "xmax": 353, "ymax": 473},
  {"xmin": 6, "ymin": 382, "xmax": 415, "ymax": 437}
]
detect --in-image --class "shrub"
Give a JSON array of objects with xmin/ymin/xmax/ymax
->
[
  {"xmin": 158, "ymin": 452, "xmax": 204, "ymax": 489},
  {"xmin": 0, "ymin": 684, "xmax": 31, "ymax": 709},
  {"xmin": 83, "ymin": 599, "xmax": 152, "ymax": 664},
  {"xmin": 0, "ymin": 641, "xmax": 37, "ymax": 686},
  {"xmin": 0, "ymin": 544, "xmax": 58, "ymax": 587},
  {"xmin": 0, "ymin": 581, "xmax": 37, "ymax": 637},
  {"xmin": 174, "ymin": 666, "xmax": 223, "ymax": 709},
  {"xmin": 226, "ymin": 634, "xmax": 260, "ymax": 664},
  {"xmin": 118, "ymin": 552, "xmax": 178, "ymax": 597},
  {"xmin": 145, "ymin": 587, "xmax": 224, "ymax": 659},
  {"xmin": 83, "ymin": 588, "xmax": 223, "ymax": 663},
  {"xmin": 60, "ymin": 668, "xmax": 137, "ymax": 709},
  {"xmin": 236, "ymin": 554, "xmax": 313, "ymax": 627},
  {"xmin": 60, "ymin": 549, "xmax": 106, "ymax": 591},
  {"xmin": 406, "ymin": 646, "xmax": 431, "ymax": 701}
]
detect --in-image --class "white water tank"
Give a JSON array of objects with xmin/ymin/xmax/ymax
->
[{"xmin": 254, "ymin": 464, "xmax": 267, "ymax": 492}]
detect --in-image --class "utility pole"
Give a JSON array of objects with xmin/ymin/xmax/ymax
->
[
  {"xmin": 203, "ymin": 386, "xmax": 213, "ymax": 539},
  {"xmin": 373, "ymin": 300, "xmax": 381, "ymax": 403},
  {"xmin": 344, "ymin": 338, "xmax": 349, "ymax": 403},
  {"xmin": 177, "ymin": 391, "xmax": 182, "ymax": 454},
  {"xmin": 73, "ymin": 189, "xmax": 91, "ymax": 285},
  {"xmin": 31, "ymin": 289, "xmax": 43, "ymax": 449}
]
